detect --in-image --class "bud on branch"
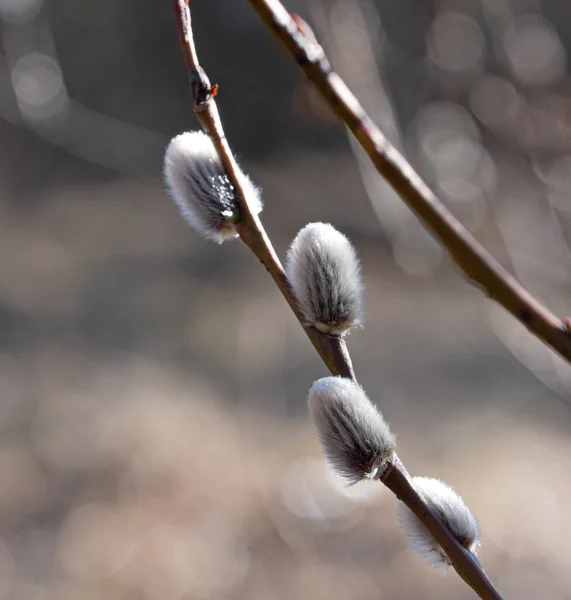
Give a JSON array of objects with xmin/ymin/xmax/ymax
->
[
  {"xmin": 308, "ymin": 376, "xmax": 395, "ymax": 484},
  {"xmin": 287, "ymin": 223, "xmax": 363, "ymax": 335},
  {"xmin": 397, "ymin": 476, "xmax": 481, "ymax": 568},
  {"xmin": 164, "ymin": 131, "xmax": 262, "ymax": 243}
]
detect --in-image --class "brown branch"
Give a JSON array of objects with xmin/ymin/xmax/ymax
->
[
  {"xmin": 173, "ymin": 0, "xmax": 355, "ymax": 381},
  {"xmin": 247, "ymin": 0, "xmax": 571, "ymax": 366},
  {"xmin": 382, "ymin": 457, "xmax": 502, "ymax": 600},
  {"xmin": 173, "ymin": 2, "xmax": 502, "ymax": 599}
]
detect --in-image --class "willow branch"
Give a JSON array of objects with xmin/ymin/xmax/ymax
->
[
  {"xmin": 173, "ymin": 0, "xmax": 354, "ymax": 380},
  {"xmin": 382, "ymin": 457, "xmax": 502, "ymax": 600},
  {"xmin": 247, "ymin": 0, "xmax": 571, "ymax": 366},
  {"xmin": 173, "ymin": 2, "xmax": 502, "ymax": 599}
]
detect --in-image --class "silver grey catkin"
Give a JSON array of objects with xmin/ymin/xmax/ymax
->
[
  {"xmin": 286, "ymin": 222, "xmax": 363, "ymax": 335},
  {"xmin": 396, "ymin": 477, "xmax": 481, "ymax": 568},
  {"xmin": 163, "ymin": 131, "xmax": 262, "ymax": 243},
  {"xmin": 308, "ymin": 377, "xmax": 396, "ymax": 484}
]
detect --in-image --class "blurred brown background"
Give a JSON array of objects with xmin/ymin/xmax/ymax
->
[{"xmin": 1, "ymin": 0, "xmax": 571, "ymax": 598}]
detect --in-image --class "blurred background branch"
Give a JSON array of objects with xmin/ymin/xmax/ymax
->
[{"xmin": 249, "ymin": 0, "xmax": 571, "ymax": 368}]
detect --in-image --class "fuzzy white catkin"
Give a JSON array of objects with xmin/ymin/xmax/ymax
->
[
  {"xmin": 163, "ymin": 131, "xmax": 262, "ymax": 243},
  {"xmin": 396, "ymin": 477, "xmax": 481, "ymax": 568},
  {"xmin": 286, "ymin": 223, "xmax": 363, "ymax": 335},
  {"xmin": 308, "ymin": 377, "xmax": 396, "ymax": 485}
]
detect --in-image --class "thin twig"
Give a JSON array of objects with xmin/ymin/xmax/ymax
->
[
  {"xmin": 247, "ymin": 0, "xmax": 571, "ymax": 366},
  {"xmin": 382, "ymin": 457, "xmax": 502, "ymax": 600},
  {"xmin": 173, "ymin": 0, "xmax": 355, "ymax": 381},
  {"xmin": 173, "ymin": 2, "xmax": 503, "ymax": 599}
]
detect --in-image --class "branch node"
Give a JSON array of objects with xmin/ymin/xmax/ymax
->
[{"xmin": 190, "ymin": 67, "xmax": 214, "ymax": 110}]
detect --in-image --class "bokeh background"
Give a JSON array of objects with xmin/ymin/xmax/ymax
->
[{"xmin": 1, "ymin": 0, "xmax": 571, "ymax": 598}]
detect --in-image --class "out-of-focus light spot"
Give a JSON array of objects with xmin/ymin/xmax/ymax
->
[
  {"xmin": 469, "ymin": 75, "xmax": 520, "ymax": 128},
  {"xmin": 538, "ymin": 155, "xmax": 571, "ymax": 214},
  {"xmin": 11, "ymin": 52, "xmax": 67, "ymax": 123},
  {"xmin": 411, "ymin": 101, "xmax": 492, "ymax": 229},
  {"xmin": 279, "ymin": 459, "xmax": 381, "ymax": 529},
  {"xmin": 430, "ymin": 136, "xmax": 482, "ymax": 182},
  {"xmin": 439, "ymin": 179, "xmax": 488, "ymax": 230},
  {"xmin": 392, "ymin": 225, "xmax": 443, "ymax": 278},
  {"xmin": 503, "ymin": 15, "xmax": 566, "ymax": 86},
  {"xmin": 402, "ymin": 102, "xmax": 488, "ymax": 276},
  {"xmin": 0, "ymin": 0, "xmax": 41, "ymax": 24},
  {"xmin": 476, "ymin": 150, "xmax": 497, "ymax": 192},
  {"xmin": 428, "ymin": 12, "xmax": 484, "ymax": 73},
  {"xmin": 58, "ymin": 503, "xmax": 134, "ymax": 580},
  {"xmin": 330, "ymin": 2, "xmax": 379, "ymax": 67},
  {"xmin": 415, "ymin": 102, "xmax": 481, "ymax": 152}
]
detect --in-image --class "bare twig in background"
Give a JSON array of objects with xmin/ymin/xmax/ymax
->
[
  {"xmin": 247, "ymin": 0, "xmax": 571, "ymax": 367},
  {"xmin": 309, "ymin": 0, "xmax": 444, "ymax": 277},
  {"xmin": 173, "ymin": 2, "xmax": 504, "ymax": 599}
]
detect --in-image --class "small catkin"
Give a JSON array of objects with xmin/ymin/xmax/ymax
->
[
  {"xmin": 308, "ymin": 377, "xmax": 396, "ymax": 485},
  {"xmin": 286, "ymin": 222, "xmax": 363, "ymax": 335},
  {"xmin": 163, "ymin": 131, "xmax": 262, "ymax": 243},
  {"xmin": 396, "ymin": 477, "xmax": 481, "ymax": 568}
]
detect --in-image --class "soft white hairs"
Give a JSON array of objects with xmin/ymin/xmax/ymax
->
[
  {"xmin": 163, "ymin": 131, "xmax": 262, "ymax": 243},
  {"xmin": 396, "ymin": 476, "xmax": 481, "ymax": 568},
  {"xmin": 286, "ymin": 222, "xmax": 363, "ymax": 335},
  {"xmin": 308, "ymin": 377, "xmax": 395, "ymax": 485}
]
